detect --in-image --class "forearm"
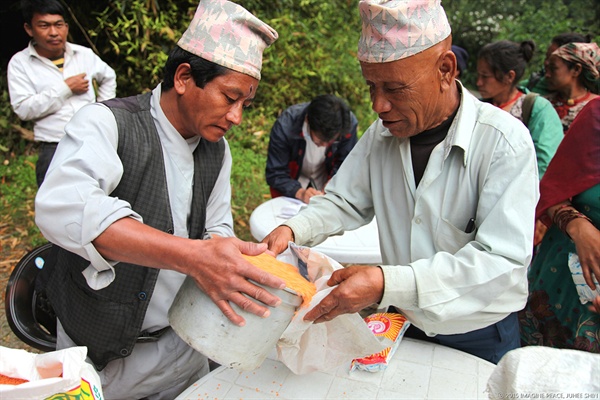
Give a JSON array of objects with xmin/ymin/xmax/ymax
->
[{"xmin": 92, "ymin": 217, "xmax": 191, "ymax": 274}]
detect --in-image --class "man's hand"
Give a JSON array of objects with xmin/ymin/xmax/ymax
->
[
  {"xmin": 303, "ymin": 265, "xmax": 384, "ymax": 323},
  {"xmin": 261, "ymin": 225, "xmax": 294, "ymax": 255},
  {"xmin": 92, "ymin": 218, "xmax": 286, "ymax": 327},
  {"xmin": 185, "ymin": 237, "xmax": 287, "ymax": 326},
  {"xmin": 65, "ymin": 73, "xmax": 89, "ymax": 95},
  {"xmin": 295, "ymin": 187, "xmax": 323, "ymax": 204}
]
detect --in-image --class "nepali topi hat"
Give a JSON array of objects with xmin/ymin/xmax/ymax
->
[
  {"xmin": 358, "ymin": 0, "xmax": 452, "ymax": 63},
  {"xmin": 178, "ymin": 0, "xmax": 278, "ymax": 80}
]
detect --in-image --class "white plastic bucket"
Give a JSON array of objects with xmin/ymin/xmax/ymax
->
[{"xmin": 168, "ymin": 276, "xmax": 301, "ymax": 371}]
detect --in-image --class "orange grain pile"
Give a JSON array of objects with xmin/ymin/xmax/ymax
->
[
  {"xmin": 243, "ymin": 253, "xmax": 316, "ymax": 307},
  {"xmin": 0, "ymin": 374, "xmax": 28, "ymax": 385}
]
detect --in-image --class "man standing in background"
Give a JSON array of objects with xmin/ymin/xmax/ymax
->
[{"xmin": 7, "ymin": 0, "xmax": 116, "ymax": 186}]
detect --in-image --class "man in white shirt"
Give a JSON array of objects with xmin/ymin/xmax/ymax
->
[
  {"xmin": 8, "ymin": 0, "xmax": 117, "ymax": 186},
  {"xmin": 35, "ymin": 1, "xmax": 283, "ymax": 398},
  {"xmin": 263, "ymin": 0, "xmax": 539, "ymax": 364}
]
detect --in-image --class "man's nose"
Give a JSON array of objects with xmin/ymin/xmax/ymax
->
[
  {"xmin": 371, "ymin": 91, "xmax": 392, "ymax": 114},
  {"xmin": 227, "ymin": 104, "xmax": 243, "ymax": 126}
]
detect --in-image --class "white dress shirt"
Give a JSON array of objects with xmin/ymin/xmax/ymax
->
[
  {"xmin": 35, "ymin": 84, "xmax": 235, "ymax": 332},
  {"xmin": 298, "ymin": 120, "xmax": 327, "ymax": 190},
  {"xmin": 285, "ymin": 84, "xmax": 539, "ymax": 336},
  {"xmin": 7, "ymin": 41, "xmax": 117, "ymax": 143}
]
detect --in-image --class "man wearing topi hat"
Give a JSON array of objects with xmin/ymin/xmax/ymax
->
[
  {"xmin": 264, "ymin": 0, "xmax": 539, "ymax": 364},
  {"xmin": 35, "ymin": 0, "xmax": 281, "ymax": 397}
]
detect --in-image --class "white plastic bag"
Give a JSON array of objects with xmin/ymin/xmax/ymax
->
[
  {"xmin": 276, "ymin": 243, "xmax": 391, "ymax": 375},
  {"xmin": 0, "ymin": 346, "xmax": 103, "ymax": 399},
  {"xmin": 568, "ymin": 252, "xmax": 600, "ymax": 304}
]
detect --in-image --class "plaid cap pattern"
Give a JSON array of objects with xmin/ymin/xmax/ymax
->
[
  {"xmin": 553, "ymin": 42, "xmax": 600, "ymax": 80},
  {"xmin": 358, "ymin": 0, "xmax": 452, "ymax": 63},
  {"xmin": 178, "ymin": 0, "xmax": 278, "ymax": 80}
]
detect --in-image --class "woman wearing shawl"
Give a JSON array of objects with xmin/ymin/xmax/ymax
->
[
  {"xmin": 545, "ymin": 42, "xmax": 600, "ymax": 132},
  {"xmin": 476, "ymin": 40, "xmax": 563, "ymax": 178},
  {"xmin": 519, "ymin": 98, "xmax": 600, "ymax": 352}
]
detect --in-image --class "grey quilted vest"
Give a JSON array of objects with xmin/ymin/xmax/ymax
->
[{"xmin": 45, "ymin": 92, "xmax": 225, "ymax": 370}]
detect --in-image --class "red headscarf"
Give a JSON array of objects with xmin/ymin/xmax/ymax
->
[{"xmin": 536, "ymin": 97, "xmax": 600, "ymax": 226}]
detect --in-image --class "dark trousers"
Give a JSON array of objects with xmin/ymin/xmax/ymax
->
[
  {"xmin": 36, "ymin": 142, "xmax": 58, "ymax": 187},
  {"xmin": 404, "ymin": 312, "xmax": 520, "ymax": 364}
]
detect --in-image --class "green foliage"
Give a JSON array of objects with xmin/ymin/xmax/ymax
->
[
  {"xmin": 90, "ymin": 0, "xmax": 198, "ymax": 95},
  {"xmin": 228, "ymin": 137, "xmax": 270, "ymax": 241},
  {"xmin": 0, "ymin": 74, "xmax": 34, "ymax": 155},
  {"xmin": 444, "ymin": 0, "xmax": 599, "ymax": 89},
  {"xmin": 0, "ymin": 154, "xmax": 45, "ymax": 247}
]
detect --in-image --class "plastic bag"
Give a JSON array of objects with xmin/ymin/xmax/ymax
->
[
  {"xmin": 0, "ymin": 346, "xmax": 103, "ymax": 400},
  {"xmin": 350, "ymin": 312, "xmax": 410, "ymax": 372},
  {"xmin": 276, "ymin": 243, "xmax": 392, "ymax": 375},
  {"xmin": 568, "ymin": 252, "xmax": 600, "ymax": 304}
]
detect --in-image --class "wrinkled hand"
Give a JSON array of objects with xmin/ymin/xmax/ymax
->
[
  {"xmin": 568, "ymin": 218, "xmax": 600, "ymax": 290},
  {"xmin": 185, "ymin": 236, "xmax": 286, "ymax": 326},
  {"xmin": 303, "ymin": 265, "xmax": 384, "ymax": 323},
  {"xmin": 261, "ymin": 225, "xmax": 294, "ymax": 255},
  {"xmin": 65, "ymin": 73, "xmax": 89, "ymax": 95}
]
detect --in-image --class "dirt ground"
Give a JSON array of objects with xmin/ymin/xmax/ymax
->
[{"xmin": 0, "ymin": 240, "xmax": 41, "ymax": 354}]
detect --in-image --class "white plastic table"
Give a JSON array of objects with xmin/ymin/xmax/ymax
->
[
  {"xmin": 176, "ymin": 337, "xmax": 496, "ymax": 399},
  {"xmin": 249, "ymin": 197, "xmax": 382, "ymax": 264}
]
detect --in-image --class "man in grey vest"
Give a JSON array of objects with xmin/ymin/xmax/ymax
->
[{"xmin": 34, "ymin": 1, "xmax": 282, "ymax": 398}]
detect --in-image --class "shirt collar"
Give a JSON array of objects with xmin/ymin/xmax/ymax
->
[
  {"xmin": 27, "ymin": 40, "xmax": 74, "ymax": 60},
  {"xmin": 447, "ymin": 81, "xmax": 479, "ymax": 167}
]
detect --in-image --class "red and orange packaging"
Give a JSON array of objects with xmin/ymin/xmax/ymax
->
[{"xmin": 350, "ymin": 312, "xmax": 410, "ymax": 372}]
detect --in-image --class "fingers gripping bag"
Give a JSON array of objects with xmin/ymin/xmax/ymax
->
[
  {"xmin": 0, "ymin": 346, "xmax": 103, "ymax": 399},
  {"xmin": 275, "ymin": 243, "xmax": 392, "ymax": 375}
]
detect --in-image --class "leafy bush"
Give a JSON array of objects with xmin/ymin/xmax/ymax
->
[
  {"xmin": 0, "ymin": 154, "xmax": 44, "ymax": 248},
  {"xmin": 0, "ymin": 74, "xmax": 34, "ymax": 155}
]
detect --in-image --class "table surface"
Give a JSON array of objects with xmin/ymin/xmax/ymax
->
[
  {"xmin": 176, "ymin": 338, "xmax": 496, "ymax": 399},
  {"xmin": 249, "ymin": 197, "xmax": 382, "ymax": 264}
]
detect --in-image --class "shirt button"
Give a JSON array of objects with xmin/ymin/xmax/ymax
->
[
  {"xmin": 167, "ymin": 228, "xmax": 174, "ymax": 234},
  {"xmin": 120, "ymin": 348, "xmax": 129, "ymax": 356},
  {"xmin": 138, "ymin": 292, "xmax": 147, "ymax": 301},
  {"xmin": 415, "ymin": 218, "xmax": 422, "ymax": 224}
]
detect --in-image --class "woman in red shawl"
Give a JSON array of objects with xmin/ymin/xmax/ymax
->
[{"xmin": 519, "ymin": 97, "xmax": 600, "ymax": 352}]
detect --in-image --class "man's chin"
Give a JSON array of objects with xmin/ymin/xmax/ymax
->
[{"xmin": 383, "ymin": 121, "xmax": 410, "ymax": 137}]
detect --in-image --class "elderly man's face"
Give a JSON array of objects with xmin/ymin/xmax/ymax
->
[{"xmin": 360, "ymin": 51, "xmax": 445, "ymax": 138}]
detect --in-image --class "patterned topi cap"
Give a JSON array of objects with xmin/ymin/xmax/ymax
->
[
  {"xmin": 178, "ymin": 0, "xmax": 278, "ymax": 80},
  {"xmin": 358, "ymin": 0, "xmax": 452, "ymax": 63}
]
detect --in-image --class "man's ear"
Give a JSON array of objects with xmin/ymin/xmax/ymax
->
[
  {"xmin": 173, "ymin": 63, "xmax": 193, "ymax": 95},
  {"xmin": 24, "ymin": 23, "xmax": 33, "ymax": 38},
  {"xmin": 439, "ymin": 50, "xmax": 457, "ymax": 91}
]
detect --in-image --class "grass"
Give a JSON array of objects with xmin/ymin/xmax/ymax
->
[
  {"xmin": 0, "ymin": 143, "xmax": 267, "ymax": 255},
  {"xmin": 0, "ymin": 153, "xmax": 45, "ymax": 254}
]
